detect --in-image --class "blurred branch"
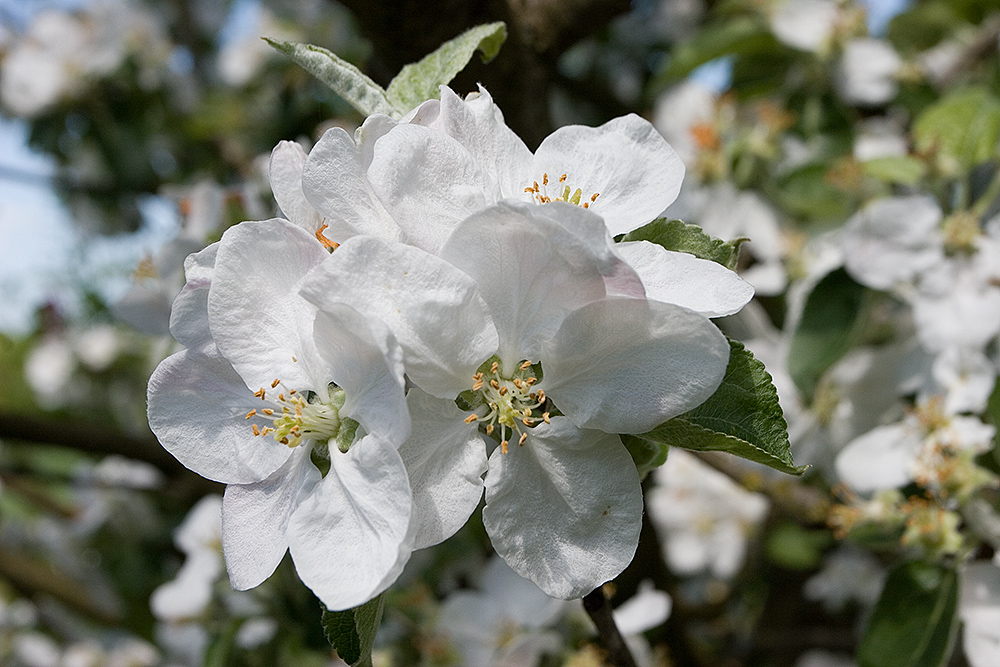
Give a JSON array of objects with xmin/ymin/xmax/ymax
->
[
  {"xmin": 0, "ymin": 546, "xmax": 122, "ymax": 625},
  {"xmin": 691, "ymin": 451, "xmax": 831, "ymax": 524},
  {"xmin": 583, "ymin": 586, "xmax": 638, "ymax": 667},
  {"xmin": 938, "ymin": 13, "xmax": 1000, "ymax": 88},
  {"xmin": 0, "ymin": 412, "xmax": 182, "ymax": 474}
]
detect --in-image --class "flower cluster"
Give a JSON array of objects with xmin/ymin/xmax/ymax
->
[{"xmin": 147, "ymin": 85, "xmax": 752, "ymax": 609}]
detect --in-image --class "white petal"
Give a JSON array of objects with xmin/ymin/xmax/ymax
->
[
  {"xmin": 440, "ymin": 201, "xmax": 607, "ymax": 369},
  {"xmin": 312, "ymin": 305, "xmax": 409, "ymax": 445},
  {"xmin": 269, "ymin": 141, "xmax": 323, "ymax": 234},
  {"xmin": 169, "ymin": 242, "xmax": 218, "ymax": 348},
  {"xmin": 960, "ymin": 562, "xmax": 1000, "ymax": 667},
  {"xmin": 613, "ymin": 582, "xmax": 672, "ymax": 635},
  {"xmin": 542, "ymin": 298, "xmax": 730, "ymax": 433},
  {"xmin": 222, "ymin": 445, "xmax": 319, "ymax": 590},
  {"xmin": 532, "ymin": 114, "xmax": 685, "ymax": 236},
  {"xmin": 433, "ymin": 85, "xmax": 533, "ymax": 199},
  {"xmin": 300, "ymin": 235, "xmax": 497, "ymax": 399},
  {"xmin": 480, "ymin": 556, "xmax": 566, "ymax": 628},
  {"xmin": 834, "ymin": 424, "xmax": 921, "ymax": 492},
  {"xmin": 287, "ymin": 435, "xmax": 412, "ymax": 610},
  {"xmin": 147, "ymin": 344, "xmax": 293, "ymax": 484},
  {"xmin": 208, "ymin": 219, "xmax": 330, "ymax": 392},
  {"xmin": 398, "ymin": 389, "xmax": 487, "ymax": 549},
  {"xmin": 482, "ymin": 418, "xmax": 642, "ymax": 599},
  {"xmin": 367, "ymin": 123, "xmax": 494, "ymax": 253},
  {"xmin": 615, "ymin": 241, "xmax": 754, "ymax": 316},
  {"xmin": 301, "ymin": 126, "xmax": 403, "ymax": 242}
]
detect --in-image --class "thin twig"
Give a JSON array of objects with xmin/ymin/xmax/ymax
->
[{"xmin": 582, "ymin": 586, "xmax": 639, "ymax": 667}]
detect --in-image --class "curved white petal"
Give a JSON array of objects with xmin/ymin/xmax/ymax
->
[
  {"xmin": 169, "ymin": 242, "xmax": 218, "ymax": 348},
  {"xmin": 532, "ymin": 114, "xmax": 685, "ymax": 236},
  {"xmin": 542, "ymin": 298, "xmax": 730, "ymax": 433},
  {"xmin": 440, "ymin": 201, "xmax": 607, "ymax": 369},
  {"xmin": 286, "ymin": 435, "xmax": 412, "ymax": 610},
  {"xmin": 208, "ymin": 219, "xmax": 330, "ymax": 392},
  {"xmin": 147, "ymin": 344, "xmax": 293, "ymax": 484},
  {"xmin": 222, "ymin": 445, "xmax": 319, "ymax": 590},
  {"xmin": 398, "ymin": 388, "xmax": 487, "ymax": 549},
  {"xmin": 834, "ymin": 424, "xmax": 922, "ymax": 492},
  {"xmin": 300, "ymin": 235, "xmax": 497, "ymax": 399},
  {"xmin": 269, "ymin": 141, "xmax": 323, "ymax": 234},
  {"xmin": 312, "ymin": 305, "xmax": 409, "ymax": 445},
  {"xmin": 482, "ymin": 418, "xmax": 642, "ymax": 599},
  {"xmin": 615, "ymin": 241, "xmax": 755, "ymax": 317},
  {"xmin": 432, "ymin": 85, "xmax": 533, "ymax": 199},
  {"xmin": 301, "ymin": 126, "xmax": 402, "ymax": 243},
  {"xmin": 367, "ymin": 123, "xmax": 494, "ymax": 253}
]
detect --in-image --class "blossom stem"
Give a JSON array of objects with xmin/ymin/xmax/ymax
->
[{"xmin": 582, "ymin": 586, "xmax": 638, "ymax": 667}]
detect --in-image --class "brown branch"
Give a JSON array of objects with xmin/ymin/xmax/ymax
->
[{"xmin": 583, "ymin": 586, "xmax": 639, "ymax": 667}]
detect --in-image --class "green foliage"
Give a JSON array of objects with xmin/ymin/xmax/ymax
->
[
  {"xmin": 320, "ymin": 594, "xmax": 385, "ymax": 667},
  {"xmin": 270, "ymin": 22, "xmax": 507, "ymax": 119},
  {"xmin": 385, "ymin": 22, "xmax": 507, "ymax": 112},
  {"xmin": 787, "ymin": 268, "xmax": 868, "ymax": 404},
  {"xmin": 774, "ymin": 164, "xmax": 855, "ymax": 222},
  {"xmin": 857, "ymin": 561, "xmax": 960, "ymax": 667},
  {"xmin": 653, "ymin": 16, "xmax": 776, "ymax": 87},
  {"xmin": 863, "ymin": 156, "xmax": 928, "ymax": 185},
  {"xmin": 765, "ymin": 522, "xmax": 833, "ymax": 570},
  {"xmin": 266, "ymin": 39, "xmax": 398, "ymax": 117},
  {"xmin": 622, "ymin": 340, "xmax": 806, "ymax": 476},
  {"xmin": 622, "ymin": 218, "xmax": 745, "ymax": 270},
  {"xmin": 914, "ymin": 87, "xmax": 1000, "ymax": 173}
]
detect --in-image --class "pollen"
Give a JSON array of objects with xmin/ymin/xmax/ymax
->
[
  {"xmin": 524, "ymin": 172, "xmax": 599, "ymax": 209},
  {"xmin": 315, "ymin": 223, "xmax": 340, "ymax": 250},
  {"xmin": 243, "ymin": 379, "xmax": 349, "ymax": 449}
]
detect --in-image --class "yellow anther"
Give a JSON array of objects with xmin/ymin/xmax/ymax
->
[
  {"xmin": 499, "ymin": 386, "xmax": 508, "ymax": 396},
  {"xmin": 501, "ymin": 440, "xmax": 509, "ymax": 454},
  {"xmin": 465, "ymin": 413, "xmax": 479, "ymax": 423},
  {"xmin": 262, "ymin": 408, "xmax": 274, "ymax": 415},
  {"xmin": 246, "ymin": 409, "xmax": 257, "ymax": 419},
  {"xmin": 543, "ymin": 173, "xmax": 549, "ymax": 186},
  {"xmin": 486, "ymin": 424, "xmax": 494, "ymax": 435},
  {"xmin": 591, "ymin": 193, "xmax": 599, "ymax": 202},
  {"xmin": 490, "ymin": 379, "xmax": 501, "ymax": 390},
  {"xmin": 559, "ymin": 174, "xmax": 567, "ymax": 183},
  {"xmin": 254, "ymin": 388, "xmax": 266, "ymax": 400},
  {"xmin": 252, "ymin": 424, "xmax": 261, "ymax": 436},
  {"xmin": 520, "ymin": 360, "xmax": 532, "ymax": 370},
  {"xmin": 473, "ymin": 379, "xmax": 484, "ymax": 391},
  {"xmin": 490, "ymin": 361, "xmax": 499, "ymax": 374},
  {"xmin": 315, "ymin": 223, "xmax": 339, "ymax": 250},
  {"xmin": 519, "ymin": 432, "xmax": 528, "ymax": 446},
  {"xmin": 271, "ymin": 378, "xmax": 280, "ymax": 388},
  {"xmin": 542, "ymin": 412, "xmax": 551, "ymax": 424}
]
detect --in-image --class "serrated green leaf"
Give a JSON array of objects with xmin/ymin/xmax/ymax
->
[
  {"xmin": 386, "ymin": 22, "xmax": 507, "ymax": 113},
  {"xmin": 914, "ymin": 87, "xmax": 1000, "ymax": 173},
  {"xmin": 320, "ymin": 593, "xmax": 385, "ymax": 667},
  {"xmin": 653, "ymin": 16, "xmax": 775, "ymax": 86},
  {"xmin": 863, "ymin": 156, "xmax": 927, "ymax": 185},
  {"xmin": 622, "ymin": 218, "xmax": 745, "ymax": 270},
  {"xmin": 622, "ymin": 339, "xmax": 805, "ymax": 475},
  {"xmin": 857, "ymin": 561, "xmax": 960, "ymax": 667},
  {"xmin": 787, "ymin": 268, "xmax": 867, "ymax": 404},
  {"xmin": 266, "ymin": 38, "xmax": 396, "ymax": 117}
]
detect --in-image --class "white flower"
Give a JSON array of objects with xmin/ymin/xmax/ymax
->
[
  {"xmin": 804, "ymin": 547, "xmax": 885, "ymax": 611},
  {"xmin": 769, "ymin": 0, "xmax": 839, "ymax": 53},
  {"xmin": 653, "ymin": 81, "xmax": 717, "ymax": 167},
  {"xmin": 302, "ymin": 201, "xmax": 735, "ymax": 598},
  {"xmin": 647, "ymin": 449, "xmax": 769, "ymax": 579},
  {"xmin": 147, "ymin": 219, "xmax": 413, "ymax": 610},
  {"xmin": 836, "ymin": 38, "xmax": 901, "ymax": 106},
  {"xmin": 302, "ymin": 85, "xmax": 684, "ymax": 250},
  {"xmin": 960, "ymin": 561, "xmax": 1000, "ymax": 667},
  {"xmin": 436, "ymin": 556, "xmax": 567, "ymax": 667}
]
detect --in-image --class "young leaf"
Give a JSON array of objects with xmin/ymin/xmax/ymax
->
[
  {"xmin": 787, "ymin": 268, "xmax": 867, "ymax": 404},
  {"xmin": 320, "ymin": 593, "xmax": 386, "ymax": 667},
  {"xmin": 914, "ymin": 87, "xmax": 1000, "ymax": 173},
  {"xmin": 622, "ymin": 218, "xmax": 745, "ymax": 270},
  {"xmin": 622, "ymin": 339, "xmax": 806, "ymax": 475},
  {"xmin": 265, "ymin": 39, "xmax": 397, "ymax": 118},
  {"xmin": 857, "ymin": 561, "xmax": 960, "ymax": 667},
  {"xmin": 386, "ymin": 22, "xmax": 507, "ymax": 114}
]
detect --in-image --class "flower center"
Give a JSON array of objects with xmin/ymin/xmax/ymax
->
[
  {"xmin": 244, "ymin": 379, "xmax": 357, "ymax": 452},
  {"xmin": 523, "ymin": 172, "xmax": 599, "ymax": 209},
  {"xmin": 461, "ymin": 358, "xmax": 551, "ymax": 454}
]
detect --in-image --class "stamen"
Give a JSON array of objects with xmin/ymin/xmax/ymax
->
[
  {"xmin": 271, "ymin": 378, "xmax": 280, "ymax": 388},
  {"xmin": 315, "ymin": 223, "xmax": 340, "ymax": 250},
  {"xmin": 501, "ymin": 440, "xmax": 509, "ymax": 455},
  {"xmin": 245, "ymin": 409, "xmax": 257, "ymax": 419},
  {"xmin": 262, "ymin": 408, "xmax": 274, "ymax": 415},
  {"xmin": 520, "ymin": 360, "xmax": 532, "ymax": 370},
  {"xmin": 252, "ymin": 424, "xmax": 261, "ymax": 436},
  {"xmin": 519, "ymin": 433, "xmax": 528, "ymax": 446},
  {"xmin": 254, "ymin": 388, "xmax": 266, "ymax": 400},
  {"xmin": 465, "ymin": 414, "xmax": 479, "ymax": 423}
]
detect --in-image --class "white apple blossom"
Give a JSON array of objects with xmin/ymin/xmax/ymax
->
[
  {"xmin": 960, "ymin": 560, "xmax": 1000, "ymax": 667},
  {"xmin": 647, "ymin": 449, "xmax": 769, "ymax": 579},
  {"xmin": 768, "ymin": 0, "xmax": 839, "ymax": 54},
  {"xmin": 302, "ymin": 200, "xmax": 736, "ymax": 598},
  {"xmin": 836, "ymin": 38, "xmax": 901, "ymax": 106},
  {"xmin": 147, "ymin": 218, "xmax": 414, "ymax": 611}
]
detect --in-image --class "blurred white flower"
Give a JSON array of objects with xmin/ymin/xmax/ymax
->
[
  {"xmin": 647, "ymin": 450, "xmax": 769, "ymax": 579},
  {"xmin": 804, "ymin": 547, "xmax": 885, "ymax": 611},
  {"xmin": 24, "ymin": 335, "xmax": 77, "ymax": 409},
  {"xmin": 960, "ymin": 561, "xmax": 1000, "ymax": 667},
  {"xmin": 836, "ymin": 38, "xmax": 901, "ymax": 105},
  {"xmin": 769, "ymin": 0, "xmax": 839, "ymax": 53}
]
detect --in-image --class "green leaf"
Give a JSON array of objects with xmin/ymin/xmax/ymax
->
[
  {"xmin": 863, "ymin": 156, "xmax": 927, "ymax": 185},
  {"xmin": 653, "ymin": 17, "xmax": 775, "ymax": 86},
  {"xmin": 622, "ymin": 339, "xmax": 805, "ymax": 476},
  {"xmin": 622, "ymin": 218, "xmax": 745, "ymax": 270},
  {"xmin": 773, "ymin": 164, "xmax": 855, "ymax": 222},
  {"xmin": 914, "ymin": 87, "xmax": 1000, "ymax": 173},
  {"xmin": 266, "ymin": 38, "xmax": 396, "ymax": 117},
  {"xmin": 386, "ymin": 22, "xmax": 507, "ymax": 113},
  {"xmin": 788, "ymin": 268, "xmax": 868, "ymax": 404},
  {"xmin": 320, "ymin": 593, "xmax": 386, "ymax": 667},
  {"xmin": 857, "ymin": 561, "xmax": 960, "ymax": 667},
  {"xmin": 765, "ymin": 522, "xmax": 833, "ymax": 570},
  {"xmin": 622, "ymin": 433, "xmax": 670, "ymax": 480},
  {"xmin": 203, "ymin": 618, "xmax": 245, "ymax": 667}
]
